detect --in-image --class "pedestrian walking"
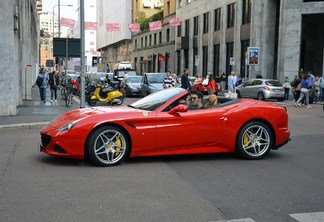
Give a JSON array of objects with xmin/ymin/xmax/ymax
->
[
  {"xmin": 36, "ymin": 68, "xmax": 49, "ymax": 103},
  {"xmin": 49, "ymin": 71, "xmax": 60, "ymax": 103},
  {"xmin": 206, "ymin": 73, "xmax": 217, "ymax": 95},
  {"xmin": 227, "ymin": 71, "xmax": 237, "ymax": 94},
  {"xmin": 163, "ymin": 71, "xmax": 175, "ymax": 89},
  {"xmin": 283, "ymin": 77, "xmax": 291, "ymax": 101},
  {"xmin": 180, "ymin": 68, "xmax": 192, "ymax": 91},
  {"xmin": 320, "ymin": 74, "xmax": 324, "ymax": 101},
  {"xmin": 295, "ymin": 75, "xmax": 311, "ymax": 108},
  {"xmin": 220, "ymin": 73, "xmax": 227, "ymax": 92}
]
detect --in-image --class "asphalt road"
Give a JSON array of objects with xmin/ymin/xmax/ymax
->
[{"xmin": 0, "ymin": 101, "xmax": 323, "ymax": 222}]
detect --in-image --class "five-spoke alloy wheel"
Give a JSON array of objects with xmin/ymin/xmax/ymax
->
[
  {"xmin": 86, "ymin": 126, "xmax": 129, "ymax": 166},
  {"xmin": 236, "ymin": 121, "xmax": 273, "ymax": 160}
]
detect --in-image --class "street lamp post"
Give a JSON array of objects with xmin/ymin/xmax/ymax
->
[
  {"xmin": 52, "ymin": 4, "xmax": 72, "ymax": 37},
  {"xmin": 52, "ymin": 4, "xmax": 72, "ymax": 72}
]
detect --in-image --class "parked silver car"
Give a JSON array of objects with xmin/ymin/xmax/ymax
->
[{"xmin": 236, "ymin": 78, "xmax": 285, "ymax": 101}]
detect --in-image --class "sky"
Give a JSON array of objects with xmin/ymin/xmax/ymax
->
[{"xmin": 43, "ymin": 0, "xmax": 79, "ymax": 20}]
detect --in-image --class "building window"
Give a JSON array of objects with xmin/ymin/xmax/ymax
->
[
  {"xmin": 242, "ymin": 0, "xmax": 251, "ymax": 25},
  {"xmin": 177, "ymin": 25, "xmax": 181, "ymax": 37},
  {"xmin": 90, "ymin": 4, "xmax": 94, "ymax": 8},
  {"xmin": 90, "ymin": 31, "xmax": 94, "ymax": 35},
  {"xmin": 159, "ymin": 31, "xmax": 162, "ymax": 44},
  {"xmin": 185, "ymin": 19, "xmax": 190, "ymax": 36},
  {"xmin": 135, "ymin": 39, "xmax": 138, "ymax": 49},
  {"xmin": 145, "ymin": 36, "xmax": 147, "ymax": 47},
  {"xmin": 202, "ymin": 46, "xmax": 208, "ymax": 76},
  {"xmin": 226, "ymin": 42, "xmax": 234, "ymax": 74},
  {"xmin": 90, "ymin": 41, "xmax": 94, "ymax": 45},
  {"xmin": 167, "ymin": 28, "xmax": 170, "ymax": 41},
  {"xmin": 141, "ymin": 37, "xmax": 143, "ymax": 47},
  {"xmin": 193, "ymin": 47, "xmax": 198, "ymax": 75},
  {"xmin": 167, "ymin": 1, "xmax": 170, "ymax": 15},
  {"xmin": 214, "ymin": 8, "xmax": 221, "ymax": 31},
  {"xmin": 179, "ymin": 0, "xmax": 182, "ymax": 7},
  {"xmin": 149, "ymin": 35, "xmax": 152, "ymax": 46},
  {"xmin": 154, "ymin": 33, "xmax": 157, "ymax": 45},
  {"xmin": 187, "ymin": 0, "xmax": 191, "ymax": 4},
  {"xmin": 227, "ymin": 3, "xmax": 235, "ymax": 28},
  {"xmin": 241, "ymin": 40, "xmax": 250, "ymax": 78},
  {"xmin": 194, "ymin": 16, "xmax": 199, "ymax": 36},
  {"xmin": 213, "ymin": 44, "xmax": 220, "ymax": 75},
  {"xmin": 203, "ymin": 12, "xmax": 209, "ymax": 34}
]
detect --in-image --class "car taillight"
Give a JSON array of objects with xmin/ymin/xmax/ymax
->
[{"xmin": 264, "ymin": 86, "xmax": 271, "ymax": 91}]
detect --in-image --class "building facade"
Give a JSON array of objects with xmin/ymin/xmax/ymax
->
[
  {"xmin": 0, "ymin": 0, "xmax": 40, "ymax": 116},
  {"xmin": 132, "ymin": 0, "xmax": 177, "ymax": 75},
  {"xmin": 96, "ymin": 0, "xmax": 133, "ymax": 71},
  {"xmin": 174, "ymin": 0, "xmax": 324, "ymax": 81}
]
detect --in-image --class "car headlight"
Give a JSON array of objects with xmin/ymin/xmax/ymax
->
[{"xmin": 58, "ymin": 121, "xmax": 77, "ymax": 132}]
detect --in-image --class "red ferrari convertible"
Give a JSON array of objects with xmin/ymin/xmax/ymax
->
[{"xmin": 40, "ymin": 88, "xmax": 290, "ymax": 166}]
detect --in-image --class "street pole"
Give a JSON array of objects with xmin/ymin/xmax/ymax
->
[
  {"xmin": 58, "ymin": 0, "xmax": 60, "ymax": 38},
  {"xmin": 80, "ymin": 0, "xmax": 85, "ymax": 108}
]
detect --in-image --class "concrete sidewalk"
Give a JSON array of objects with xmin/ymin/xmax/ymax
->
[{"xmin": 0, "ymin": 87, "xmax": 81, "ymax": 129}]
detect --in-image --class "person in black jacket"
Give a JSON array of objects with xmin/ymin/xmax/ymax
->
[
  {"xmin": 49, "ymin": 71, "xmax": 60, "ymax": 103},
  {"xmin": 180, "ymin": 68, "xmax": 192, "ymax": 91}
]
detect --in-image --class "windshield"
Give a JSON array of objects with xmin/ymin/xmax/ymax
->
[
  {"xmin": 130, "ymin": 88, "xmax": 186, "ymax": 111},
  {"xmin": 116, "ymin": 70, "xmax": 137, "ymax": 78},
  {"xmin": 147, "ymin": 73, "xmax": 166, "ymax": 84},
  {"xmin": 266, "ymin": 80, "xmax": 282, "ymax": 86},
  {"xmin": 126, "ymin": 76, "xmax": 142, "ymax": 83},
  {"xmin": 97, "ymin": 73, "xmax": 106, "ymax": 78}
]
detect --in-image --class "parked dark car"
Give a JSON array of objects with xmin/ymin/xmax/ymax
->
[
  {"xmin": 140, "ymin": 73, "xmax": 166, "ymax": 97},
  {"xmin": 120, "ymin": 76, "xmax": 142, "ymax": 97}
]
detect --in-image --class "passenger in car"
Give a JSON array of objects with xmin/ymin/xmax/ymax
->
[{"xmin": 204, "ymin": 94, "xmax": 218, "ymax": 108}]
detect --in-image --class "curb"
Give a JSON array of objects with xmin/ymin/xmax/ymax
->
[{"xmin": 0, "ymin": 122, "xmax": 49, "ymax": 130}]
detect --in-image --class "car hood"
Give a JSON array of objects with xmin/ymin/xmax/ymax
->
[
  {"xmin": 127, "ymin": 83, "xmax": 141, "ymax": 87},
  {"xmin": 47, "ymin": 106, "xmax": 138, "ymax": 129},
  {"xmin": 149, "ymin": 83, "xmax": 163, "ymax": 90}
]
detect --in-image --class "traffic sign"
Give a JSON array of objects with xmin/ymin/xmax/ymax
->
[{"xmin": 247, "ymin": 47, "xmax": 259, "ymax": 65}]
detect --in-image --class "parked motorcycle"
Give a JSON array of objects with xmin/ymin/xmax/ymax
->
[{"xmin": 86, "ymin": 82, "xmax": 124, "ymax": 106}]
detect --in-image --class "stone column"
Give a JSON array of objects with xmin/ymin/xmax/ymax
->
[
  {"xmin": 276, "ymin": 0, "xmax": 303, "ymax": 81},
  {"xmin": 219, "ymin": 5, "xmax": 227, "ymax": 75},
  {"xmin": 233, "ymin": 0, "xmax": 242, "ymax": 74}
]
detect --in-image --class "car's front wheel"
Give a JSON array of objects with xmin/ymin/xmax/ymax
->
[
  {"xmin": 86, "ymin": 126, "xmax": 130, "ymax": 166},
  {"xmin": 236, "ymin": 121, "xmax": 273, "ymax": 160}
]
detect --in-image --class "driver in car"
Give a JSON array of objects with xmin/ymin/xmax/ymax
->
[{"xmin": 188, "ymin": 91, "xmax": 204, "ymax": 110}]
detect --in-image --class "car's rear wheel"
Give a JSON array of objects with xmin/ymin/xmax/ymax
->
[
  {"xmin": 236, "ymin": 121, "xmax": 273, "ymax": 160},
  {"xmin": 86, "ymin": 126, "xmax": 130, "ymax": 166},
  {"xmin": 257, "ymin": 92, "xmax": 265, "ymax": 101}
]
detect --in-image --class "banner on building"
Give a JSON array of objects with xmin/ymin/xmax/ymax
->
[
  {"xmin": 85, "ymin": 22, "xmax": 97, "ymax": 30},
  {"xmin": 128, "ymin": 23, "xmax": 140, "ymax": 32},
  {"xmin": 149, "ymin": 21, "xmax": 162, "ymax": 31},
  {"xmin": 60, "ymin": 18, "xmax": 75, "ymax": 28},
  {"xmin": 169, "ymin": 17, "xmax": 181, "ymax": 27},
  {"xmin": 106, "ymin": 23, "xmax": 120, "ymax": 32}
]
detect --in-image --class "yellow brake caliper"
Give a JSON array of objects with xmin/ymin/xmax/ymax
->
[
  {"xmin": 243, "ymin": 133, "xmax": 249, "ymax": 148},
  {"xmin": 115, "ymin": 139, "xmax": 121, "ymax": 157}
]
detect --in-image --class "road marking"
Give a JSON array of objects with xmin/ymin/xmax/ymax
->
[
  {"xmin": 290, "ymin": 212, "xmax": 324, "ymax": 222},
  {"xmin": 211, "ymin": 218, "xmax": 255, "ymax": 222}
]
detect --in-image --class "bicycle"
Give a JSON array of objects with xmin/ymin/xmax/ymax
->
[{"xmin": 65, "ymin": 79, "xmax": 78, "ymax": 107}]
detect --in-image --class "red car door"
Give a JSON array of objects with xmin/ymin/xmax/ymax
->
[{"xmin": 156, "ymin": 108, "xmax": 226, "ymax": 152}]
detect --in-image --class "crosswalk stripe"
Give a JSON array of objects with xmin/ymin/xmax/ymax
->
[{"xmin": 290, "ymin": 212, "xmax": 324, "ymax": 222}]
